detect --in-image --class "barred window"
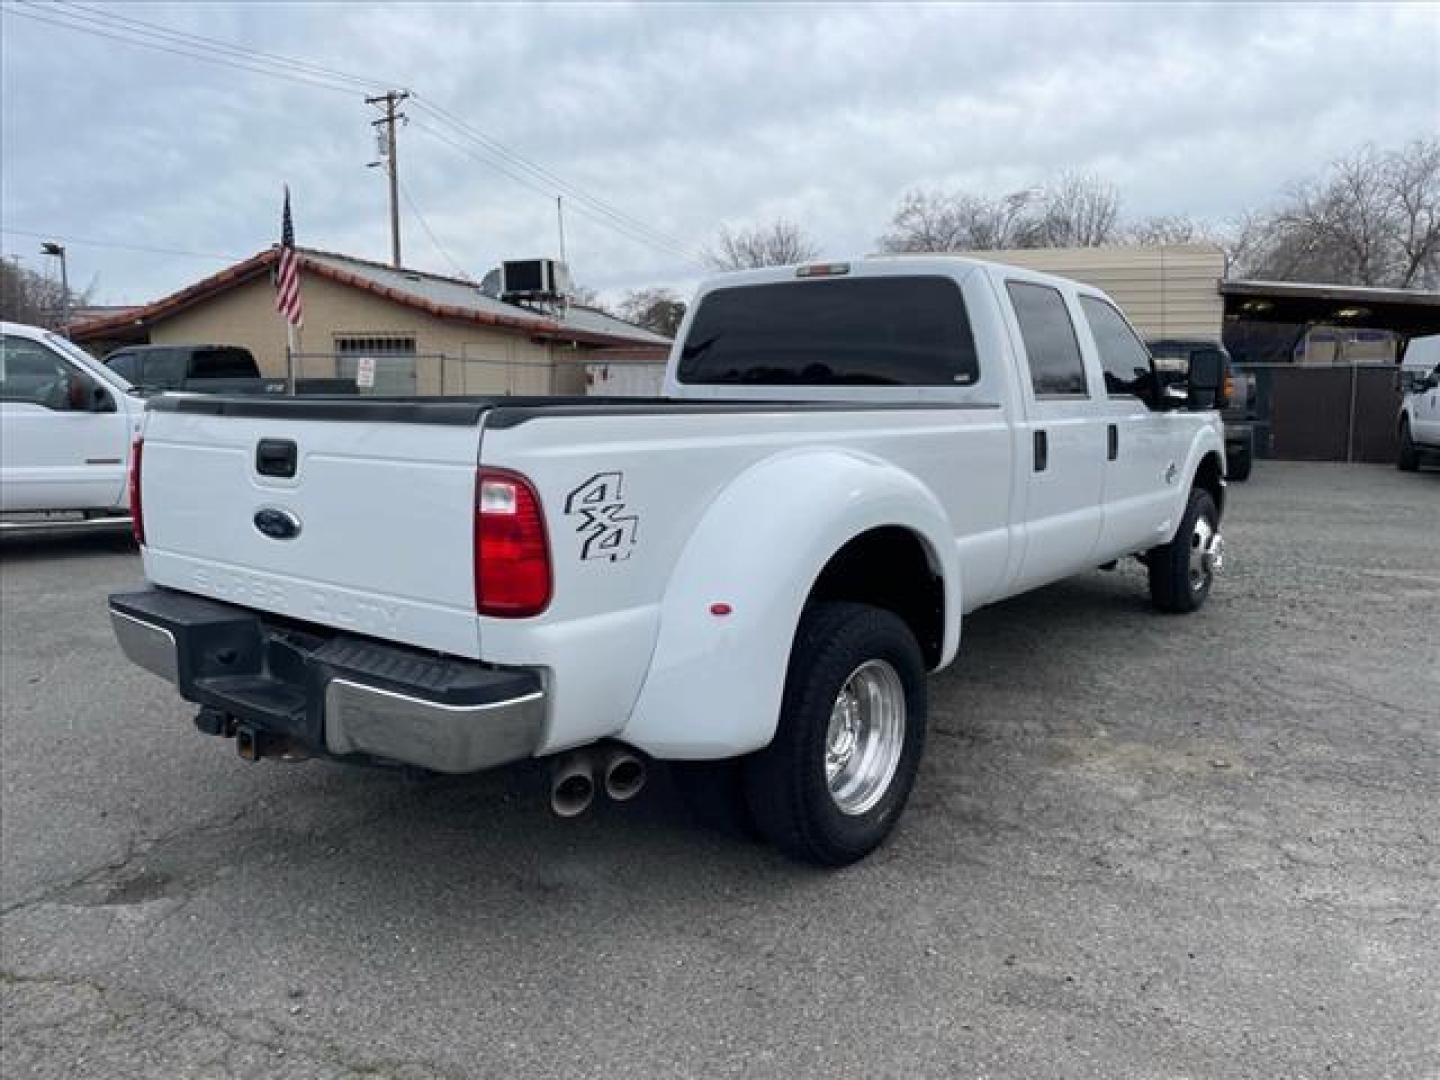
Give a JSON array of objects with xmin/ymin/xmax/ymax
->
[{"xmin": 334, "ymin": 334, "xmax": 417, "ymax": 395}]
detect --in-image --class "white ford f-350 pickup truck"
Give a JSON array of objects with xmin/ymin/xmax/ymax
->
[{"xmin": 110, "ymin": 257, "xmax": 1227, "ymax": 866}]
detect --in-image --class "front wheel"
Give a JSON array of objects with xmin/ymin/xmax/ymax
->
[
  {"xmin": 743, "ymin": 602, "xmax": 927, "ymax": 867},
  {"xmin": 1397, "ymin": 418, "xmax": 1420, "ymax": 471},
  {"xmin": 1148, "ymin": 489, "xmax": 1222, "ymax": 614}
]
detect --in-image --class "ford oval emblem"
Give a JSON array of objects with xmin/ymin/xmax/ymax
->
[{"xmin": 253, "ymin": 506, "xmax": 302, "ymax": 540}]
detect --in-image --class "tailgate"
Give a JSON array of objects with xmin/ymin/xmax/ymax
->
[{"xmin": 140, "ymin": 404, "xmax": 483, "ymax": 658}]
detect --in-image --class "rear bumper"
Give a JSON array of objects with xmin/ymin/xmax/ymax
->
[{"xmin": 109, "ymin": 588, "xmax": 545, "ymax": 774}]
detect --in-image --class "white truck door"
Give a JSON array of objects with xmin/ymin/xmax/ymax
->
[
  {"xmin": 1417, "ymin": 364, "xmax": 1440, "ymax": 444},
  {"xmin": 0, "ymin": 333, "xmax": 130, "ymax": 512},
  {"xmin": 1000, "ymin": 278, "xmax": 1106, "ymax": 590},
  {"xmin": 1075, "ymin": 294, "xmax": 1175, "ymax": 558}
]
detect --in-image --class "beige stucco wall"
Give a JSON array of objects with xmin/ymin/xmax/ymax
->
[
  {"xmin": 150, "ymin": 269, "xmax": 565, "ymax": 395},
  {"xmin": 967, "ymin": 244, "xmax": 1227, "ymax": 342}
]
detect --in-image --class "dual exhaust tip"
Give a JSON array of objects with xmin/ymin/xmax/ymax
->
[{"xmin": 550, "ymin": 746, "xmax": 647, "ymax": 817}]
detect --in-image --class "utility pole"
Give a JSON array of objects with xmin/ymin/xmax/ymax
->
[
  {"xmin": 556, "ymin": 196, "xmax": 568, "ymax": 265},
  {"xmin": 366, "ymin": 90, "xmax": 409, "ymax": 268}
]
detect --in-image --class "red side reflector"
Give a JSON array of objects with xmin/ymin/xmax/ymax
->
[
  {"xmin": 128, "ymin": 438, "xmax": 145, "ymax": 546},
  {"xmin": 474, "ymin": 468, "xmax": 551, "ymax": 617}
]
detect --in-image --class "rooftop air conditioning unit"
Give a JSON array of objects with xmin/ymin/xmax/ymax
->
[{"xmin": 500, "ymin": 258, "xmax": 571, "ymax": 301}]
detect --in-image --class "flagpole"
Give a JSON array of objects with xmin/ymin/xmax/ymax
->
[{"xmin": 286, "ymin": 322, "xmax": 297, "ymax": 396}]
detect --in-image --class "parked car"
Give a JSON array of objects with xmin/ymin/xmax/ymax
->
[
  {"xmin": 1148, "ymin": 338, "xmax": 1255, "ymax": 480},
  {"xmin": 103, "ymin": 344, "xmax": 285, "ymax": 396},
  {"xmin": 1, "ymin": 320, "xmax": 144, "ymax": 521},
  {"xmin": 1397, "ymin": 359, "xmax": 1440, "ymax": 470},
  {"xmin": 109, "ymin": 257, "xmax": 1227, "ymax": 866}
]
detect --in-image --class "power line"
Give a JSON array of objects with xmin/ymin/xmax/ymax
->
[
  {"xmin": 411, "ymin": 96, "xmax": 707, "ymax": 264},
  {"xmin": 54, "ymin": 0, "xmax": 394, "ymax": 91},
  {"xmin": 397, "ymin": 180, "xmax": 473, "ymax": 282},
  {"xmin": 0, "ymin": 227, "xmax": 246, "ymax": 262},
  {"xmin": 3, "ymin": 2, "xmax": 363, "ymax": 95},
  {"xmin": 407, "ymin": 117, "xmax": 702, "ymax": 266},
  {"xmin": 4, "ymin": 0, "xmax": 709, "ymax": 267}
]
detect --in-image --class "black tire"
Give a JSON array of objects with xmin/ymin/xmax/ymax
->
[
  {"xmin": 1226, "ymin": 443, "xmax": 1253, "ymax": 482},
  {"xmin": 671, "ymin": 759, "xmax": 762, "ymax": 841},
  {"xmin": 742, "ymin": 602, "xmax": 927, "ymax": 867},
  {"xmin": 1397, "ymin": 418, "xmax": 1420, "ymax": 471},
  {"xmin": 1148, "ymin": 488, "xmax": 1220, "ymax": 614}
]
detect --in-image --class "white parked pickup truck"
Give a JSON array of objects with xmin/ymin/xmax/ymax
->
[
  {"xmin": 109, "ymin": 257, "xmax": 1227, "ymax": 866},
  {"xmin": 1, "ymin": 320, "xmax": 144, "ymax": 523}
]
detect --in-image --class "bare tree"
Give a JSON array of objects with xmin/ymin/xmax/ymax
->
[
  {"xmin": 618, "ymin": 287, "xmax": 686, "ymax": 338},
  {"xmin": 1234, "ymin": 140, "xmax": 1440, "ymax": 288},
  {"xmin": 878, "ymin": 188, "xmax": 1036, "ymax": 252},
  {"xmin": 1031, "ymin": 172, "xmax": 1121, "ymax": 248},
  {"xmin": 1386, "ymin": 139, "xmax": 1440, "ymax": 288},
  {"xmin": 0, "ymin": 257, "xmax": 90, "ymax": 328},
  {"xmin": 704, "ymin": 219, "xmax": 819, "ymax": 270},
  {"xmin": 879, "ymin": 173, "xmax": 1119, "ymax": 253},
  {"xmin": 1126, "ymin": 214, "xmax": 1213, "ymax": 246}
]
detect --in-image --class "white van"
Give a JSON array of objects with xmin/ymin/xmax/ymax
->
[{"xmin": 0, "ymin": 320, "xmax": 144, "ymax": 521}]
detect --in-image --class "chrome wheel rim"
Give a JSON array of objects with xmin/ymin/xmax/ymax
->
[
  {"xmin": 1189, "ymin": 516, "xmax": 1223, "ymax": 592},
  {"xmin": 825, "ymin": 659, "xmax": 906, "ymax": 816}
]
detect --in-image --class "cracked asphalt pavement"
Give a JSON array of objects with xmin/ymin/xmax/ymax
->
[{"xmin": 3, "ymin": 462, "xmax": 1438, "ymax": 1079}]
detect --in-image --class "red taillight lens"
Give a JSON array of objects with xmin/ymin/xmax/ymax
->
[
  {"xmin": 128, "ymin": 437, "xmax": 145, "ymax": 545},
  {"xmin": 474, "ymin": 468, "xmax": 551, "ymax": 617}
]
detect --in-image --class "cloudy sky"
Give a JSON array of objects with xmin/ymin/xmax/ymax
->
[{"xmin": 2, "ymin": 1, "xmax": 1436, "ymax": 307}]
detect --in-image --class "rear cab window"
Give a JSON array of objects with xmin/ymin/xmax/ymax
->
[
  {"xmin": 677, "ymin": 276, "xmax": 979, "ymax": 387},
  {"xmin": 192, "ymin": 347, "xmax": 257, "ymax": 379},
  {"xmin": 1005, "ymin": 281, "xmax": 1088, "ymax": 397}
]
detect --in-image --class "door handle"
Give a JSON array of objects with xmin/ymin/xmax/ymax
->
[
  {"xmin": 1033, "ymin": 429, "xmax": 1048, "ymax": 472},
  {"xmin": 1107, "ymin": 423, "xmax": 1119, "ymax": 461}
]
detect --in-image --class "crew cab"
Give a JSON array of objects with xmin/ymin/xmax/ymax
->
[
  {"xmin": 109, "ymin": 257, "xmax": 1227, "ymax": 866},
  {"xmin": 1, "ymin": 320, "xmax": 144, "ymax": 522},
  {"xmin": 104, "ymin": 344, "xmax": 286, "ymax": 396}
]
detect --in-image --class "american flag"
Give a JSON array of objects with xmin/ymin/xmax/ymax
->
[{"xmin": 275, "ymin": 186, "xmax": 303, "ymax": 328}]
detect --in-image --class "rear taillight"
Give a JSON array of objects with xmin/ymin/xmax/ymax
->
[
  {"xmin": 128, "ymin": 437, "xmax": 145, "ymax": 545},
  {"xmin": 474, "ymin": 468, "xmax": 551, "ymax": 617}
]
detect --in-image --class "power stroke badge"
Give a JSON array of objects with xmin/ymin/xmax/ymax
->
[{"xmin": 565, "ymin": 472, "xmax": 638, "ymax": 561}]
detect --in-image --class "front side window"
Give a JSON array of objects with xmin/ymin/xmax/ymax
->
[
  {"xmin": 1006, "ymin": 281, "xmax": 1087, "ymax": 396},
  {"xmin": 0, "ymin": 335, "xmax": 79, "ymax": 409},
  {"xmin": 677, "ymin": 276, "xmax": 980, "ymax": 386},
  {"xmin": 1079, "ymin": 295, "xmax": 1152, "ymax": 397}
]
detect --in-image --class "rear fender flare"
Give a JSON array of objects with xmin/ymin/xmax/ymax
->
[{"xmin": 620, "ymin": 448, "xmax": 958, "ymax": 759}]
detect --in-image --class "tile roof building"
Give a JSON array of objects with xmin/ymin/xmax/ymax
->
[{"xmin": 70, "ymin": 247, "xmax": 671, "ymax": 395}]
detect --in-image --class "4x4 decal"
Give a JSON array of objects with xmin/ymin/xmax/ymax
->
[{"xmin": 565, "ymin": 472, "xmax": 638, "ymax": 561}]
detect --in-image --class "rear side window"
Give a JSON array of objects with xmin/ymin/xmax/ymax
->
[
  {"xmin": 1079, "ymin": 296, "xmax": 1152, "ymax": 397},
  {"xmin": 1006, "ymin": 281, "xmax": 1087, "ymax": 396},
  {"xmin": 144, "ymin": 351, "xmax": 187, "ymax": 387},
  {"xmin": 192, "ymin": 348, "xmax": 257, "ymax": 378},
  {"xmin": 107, "ymin": 352, "xmax": 141, "ymax": 383},
  {"xmin": 677, "ymin": 276, "xmax": 979, "ymax": 386}
]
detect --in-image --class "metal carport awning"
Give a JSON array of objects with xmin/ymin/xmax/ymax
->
[{"xmin": 1221, "ymin": 279, "xmax": 1440, "ymax": 342}]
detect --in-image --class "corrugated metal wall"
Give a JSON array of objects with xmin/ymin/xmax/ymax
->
[{"xmin": 968, "ymin": 244, "xmax": 1227, "ymax": 341}]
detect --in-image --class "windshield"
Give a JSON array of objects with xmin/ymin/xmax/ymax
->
[
  {"xmin": 45, "ymin": 332, "xmax": 133, "ymax": 392},
  {"xmin": 678, "ymin": 276, "xmax": 980, "ymax": 387}
]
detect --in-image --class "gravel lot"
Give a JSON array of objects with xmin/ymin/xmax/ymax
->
[{"xmin": 3, "ymin": 461, "xmax": 1437, "ymax": 1079}]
